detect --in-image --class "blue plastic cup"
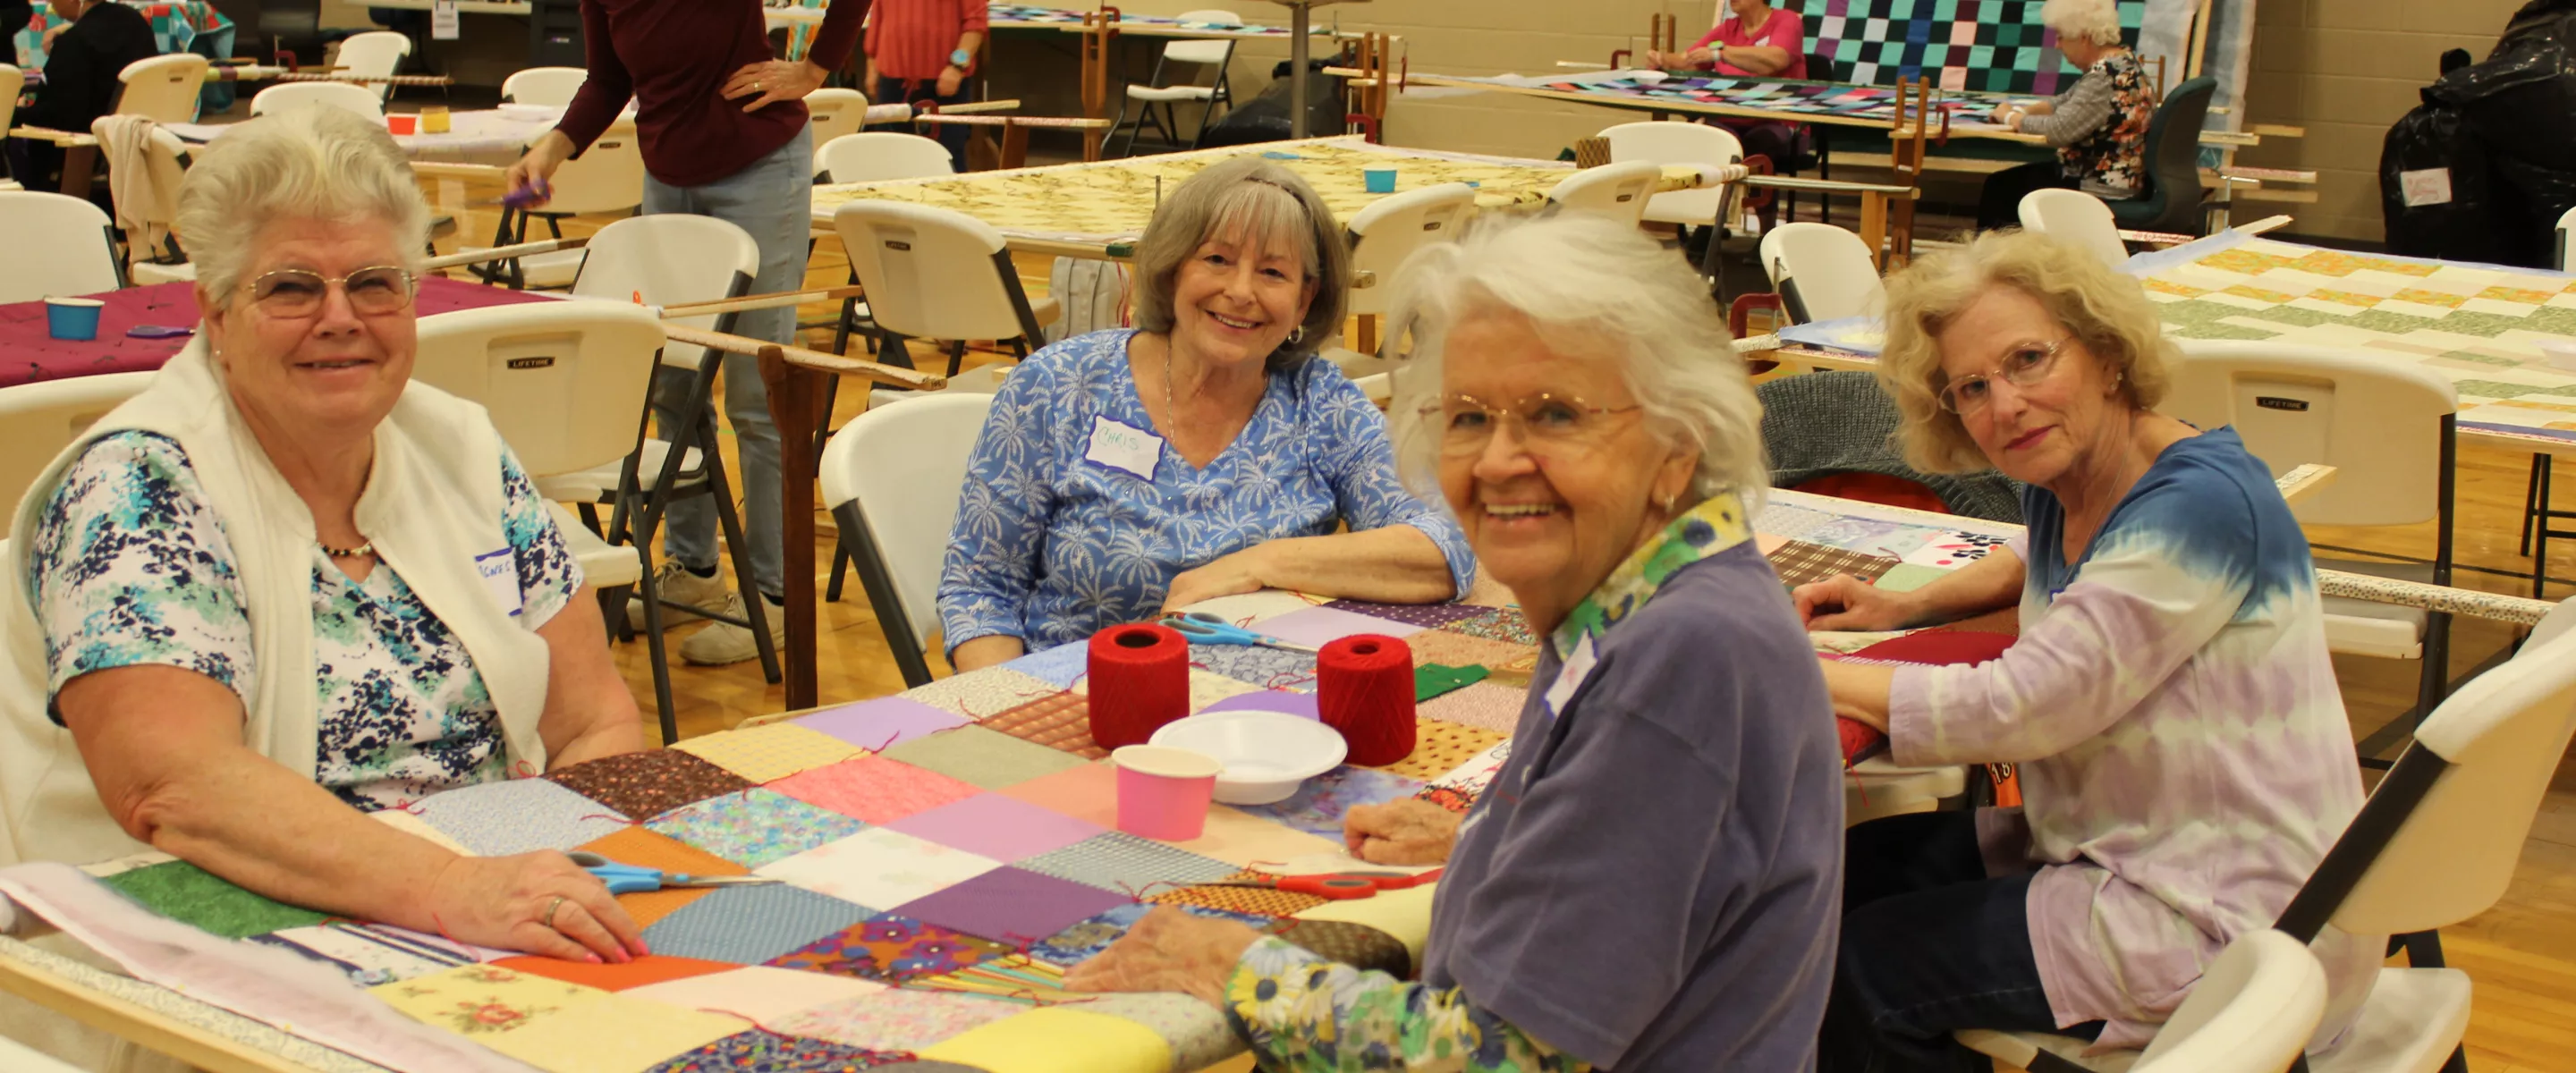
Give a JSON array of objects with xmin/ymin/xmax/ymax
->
[
  {"xmin": 45, "ymin": 298, "xmax": 105, "ymax": 342},
  {"xmin": 1363, "ymin": 166, "xmax": 1397, "ymax": 194}
]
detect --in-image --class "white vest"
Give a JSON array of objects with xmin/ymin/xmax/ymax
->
[{"xmin": 0, "ymin": 343, "xmax": 554, "ymax": 866}]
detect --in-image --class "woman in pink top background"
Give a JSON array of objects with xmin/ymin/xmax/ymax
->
[{"xmin": 1647, "ymin": 0, "xmax": 1811, "ymax": 228}]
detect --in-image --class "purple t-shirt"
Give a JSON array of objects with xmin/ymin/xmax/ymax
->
[{"xmin": 1420, "ymin": 543, "xmax": 1843, "ymax": 1070}]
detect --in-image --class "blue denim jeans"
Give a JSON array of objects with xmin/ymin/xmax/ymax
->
[
  {"xmin": 640, "ymin": 127, "xmax": 812, "ymax": 599},
  {"xmin": 1818, "ymin": 811, "xmax": 2101, "ymax": 1073}
]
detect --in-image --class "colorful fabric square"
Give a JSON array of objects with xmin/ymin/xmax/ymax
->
[
  {"xmin": 757, "ymin": 828, "xmax": 1003, "ymax": 908},
  {"xmin": 765, "ymin": 914, "xmax": 1012, "ymax": 984},
  {"xmin": 1231, "ymin": 765, "xmax": 1425, "ymax": 839},
  {"xmin": 908, "ymin": 953, "xmax": 1087, "ymax": 1005},
  {"xmin": 770, "ymin": 989, "xmax": 1024, "ymax": 1052},
  {"xmin": 1321, "ymin": 599, "xmax": 1495, "ymax": 630},
  {"xmin": 1187, "ymin": 668, "xmax": 1264, "ymax": 711},
  {"xmin": 918, "ymin": 1006, "xmax": 1176, "ymax": 1073},
  {"xmin": 466, "ymin": 992, "xmax": 750, "ymax": 1073},
  {"xmin": 1766, "ymin": 538, "xmax": 1904, "ymax": 590},
  {"xmin": 877, "ymin": 724, "xmax": 1090, "ymax": 790},
  {"xmin": 643, "ymin": 788, "xmax": 869, "ymax": 869},
  {"xmin": 1187, "ymin": 643, "xmax": 1320, "ymax": 691},
  {"xmin": 1380, "ymin": 721, "xmax": 1511, "ymax": 782},
  {"xmin": 489, "ymin": 954, "xmax": 738, "ymax": 993},
  {"xmin": 1273, "ymin": 918, "xmax": 1412, "ymax": 977},
  {"xmin": 542, "ymin": 749, "xmax": 755, "ymax": 822},
  {"xmin": 637, "ymin": 882, "xmax": 876, "ymax": 966},
  {"xmin": 997, "ymin": 641, "xmax": 1090, "ymax": 689},
  {"xmin": 1196, "ymin": 689, "xmax": 1318, "ymax": 720},
  {"xmin": 1416, "ymin": 680, "xmax": 1529, "ymax": 734},
  {"xmin": 249, "ymin": 924, "xmax": 468, "ymax": 986},
  {"xmin": 1412, "ymin": 663, "xmax": 1489, "ymax": 704},
  {"xmin": 792, "ymin": 696, "xmax": 973, "ymax": 753},
  {"xmin": 1174, "ymin": 590, "xmax": 1329, "ymax": 625},
  {"xmin": 1900, "ymin": 529, "xmax": 2016, "ymax": 570},
  {"xmin": 97, "ymin": 859, "xmax": 326, "ymax": 939},
  {"xmin": 890, "ymin": 866, "xmax": 1136, "ymax": 946},
  {"xmin": 1013, "ymin": 831, "xmax": 1241, "ymax": 897},
  {"xmin": 1067, "ymin": 993, "xmax": 1235, "ymax": 1072},
  {"xmin": 1166, "ymin": 805, "xmax": 1346, "ymax": 867},
  {"xmin": 672, "ymin": 723, "xmax": 863, "ymax": 783},
  {"xmin": 1873, "ymin": 562, "xmax": 1953, "ymax": 593},
  {"xmin": 977, "ymin": 691, "xmax": 1106, "ymax": 759},
  {"xmin": 993, "ymin": 760, "xmax": 1119, "ymax": 827},
  {"xmin": 644, "ymin": 1029, "xmax": 907, "ymax": 1072},
  {"xmin": 1427, "ymin": 739, "xmax": 1514, "ymax": 798},
  {"xmin": 768, "ymin": 755, "xmax": 985, "ymax": 824},
  {"xmin": 1145, "ymin": 870, "xmax": 1332, "ymax": 917},
  {"xmin": 898, "ymin": 667, "xmax": 1060, "ymax": 720},
  {"xmin": 1416, "ymin": 784, "xmax": 1478, "ymax": 814},
  {"xmin": 571, "ymin": 825, "xmax": 751, "ymax": 928},
  {"xmin": 1248, "ymin": 605, "xmax": 1427, "ymax": 647},
  {"xmin": 623, "ymin": 966, "xmax": 888, "ymax": 1024},
  {"xmin": 372, "ymin": 807, "xmax": 474, "ymax": 856},
  {"xmin": 370, "ymin": 962, "xmax": 598, "ymax": 1038},
  {"xmin": 407, "ymin": 777, "xmax": 630, "ymax": 858},
  {"xmin": 1024, "ymin": 901, "xmax": 1276, "ymax": 967},
  {"xmin": 1436, "ymin": 605, "xmax": 1537, "ymax": 646},
  {"xmin": 883, "ymin": 791, "xmax": 1107, "ymax": 861},
  {"xmin": 1291, "ymin": 883, "xmax": 1438, "ymax": 959}
]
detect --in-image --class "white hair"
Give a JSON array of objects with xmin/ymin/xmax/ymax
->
[
  {"xmin": 1385, "ymin": 212, "xmax": 1768, "ymax": 511},
  {"xmin": 2041, "ymin": 0, "xmax": 2125, "ymax": 46},
  {"xmin": 176, "ymin": 106, "xmax": 430, "ymax": 304}
]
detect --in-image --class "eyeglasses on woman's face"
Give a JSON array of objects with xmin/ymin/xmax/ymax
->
[
  {"xmin": 1937, "ymin": 337, "xmax": 2066, "ymax": 415},
  {"xmin": 1417, "ymin": 391, "xmax": 1643, "ymax": 458},
  {"xmin": 242, "ymin": 266, "xmax": 417, "ymax": 319}
]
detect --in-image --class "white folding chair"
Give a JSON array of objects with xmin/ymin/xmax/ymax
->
[
  {"xmin": 249, "ymin": 80, "xmax": 386, "ymax": 121},
  {"xmin": 2558, "ymin": 205, "xmax": 2575, "ymax": 271},
  {"xmin": 1108, "ymin": 9, "xmax": 1242, "ymax": 156},
  {"xmin": 1329, "ymin": 182, "xmax": 1475, "ymax": 383},
  {"xmin": 1544, "ymin": 159, "xmax": 1660, "ymax": 227},
  {"xmin": 501, "ymin": 66, "xmax": 589, "ymax": 106},
  {"xmin": 0, "ymin": 190, "xmax": 123, "ymax": 303},
  {"xmin": 2522, "ymin": 206, "xmax": 2576, "ymax": 579},
  {"xmin": 466, "ymin": 121, "xmax": 645, "ymax": 289},
  {"xmin": 0, "ymin": 64, "xmax": 19, "ymax": 190},
  {"xmin": 1962, "ymin": 930, "xmax": 2327, "ymax": 1073},
  {"xmin": 2164, "ymin": 341, "xmax": 2461, "ymax": 743},
  {"xmin": 1604, "ymin": 120, "xmax": 1744, "ymax": 281},
  {"xmin": 334, "ymin": 31, "xmax": 412, "ymax": 100},
  {"xmin": 1758, "ymin": 222, "xmax": 1885, "ymax": 324},
  {"xmin": 0, "ymin": 372, "xmax": 156, "ymax": 519},
  {"xmin": 89, "ymin": 117, "xmax": 192, "ymax": 283},
  {"xmin": 113, "ymin": 54, "xmax": 209, "ymax": 123},
  {"xmin": 816, "ymin": 131, "xmax": 954, "ymax": 184},
  {"xmin": 803, "ymin": 88, "xmax": 875, "ymax": 175},
  {"xmin": 2019, "ymin": 188, "xmax": 2130, "ymax": 269},
  {"xmin": 818, "ymin": 392, "xmax": 994, "ymax": 687},
  {"xmin": 831, "ymin": 200, "xmax": 1059, "ymax": 378}
]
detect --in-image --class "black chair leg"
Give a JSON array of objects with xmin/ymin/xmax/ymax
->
[
  {"xmin": 826, "ymin": 544, "xmax": 853, "ymax": 603},
  {"xmin": 2523, "ymin": 453, "xmax": 2544, "ymax": 556},
  {"xmin": 631, "ymin": 542, "xmax": 680, "ymax": 744}
]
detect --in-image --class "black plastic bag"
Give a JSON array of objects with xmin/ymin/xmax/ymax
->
[
  {"xmin": 1198, "ymin": 59, "xmax": 1348, "ymax": 148},
  {"xmin": 2382, "ymin": 100, "xmax": 2508, "ymax": 262}
]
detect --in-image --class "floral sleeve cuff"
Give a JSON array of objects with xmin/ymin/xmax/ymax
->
[{"xmin": 1222, "ymin": 937, "xmax": 1589, "ymax": 1073}]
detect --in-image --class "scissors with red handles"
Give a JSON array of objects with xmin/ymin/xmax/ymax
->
[{"xmin": 1201, "ymin": 868, "xmax": 1444, "ymax": 900}]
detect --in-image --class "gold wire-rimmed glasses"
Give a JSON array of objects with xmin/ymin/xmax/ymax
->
[
  {"xmin": 1937, "ymin": 338, "xmax": 2067, "ymax": 415},
  {"xmin": 242, "ymin": 266, "xmax": 418, "ymax": 318},
  {"xmin": 1414, "ymin": 391, "xmax": 1644, "ymax": 457}
]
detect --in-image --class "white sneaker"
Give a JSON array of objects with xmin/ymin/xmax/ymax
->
[
  {"xmin": 679, "ymin": 593, "xmax": 788, "ymax": 667},
  {"xmin": 627, "ymin": 562, "xmax": 729, "ymax": 632}
]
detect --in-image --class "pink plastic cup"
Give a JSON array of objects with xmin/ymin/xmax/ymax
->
[{"xmin": 1112, "ymin": 745, "xmax": 1222, "ymax": 841}]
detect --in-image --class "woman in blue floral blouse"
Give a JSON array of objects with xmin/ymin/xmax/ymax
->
[{"xmin": 936, "ymin": 157, "xmax": 1475, "ymax": 672}]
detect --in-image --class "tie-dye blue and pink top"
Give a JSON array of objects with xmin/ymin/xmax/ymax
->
[{"xmin": 1887, "ymin": 427, "xmax": 2378, "ymax": 1051}]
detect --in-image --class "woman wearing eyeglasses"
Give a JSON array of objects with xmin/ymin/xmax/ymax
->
[
  {"xmin": 1066, "ymin": 214, "xmax": 1844, "ymax": 1072},
  {"xmin": 1795, "ymin": 231, "xmax": 2376, "ymax": 1072},
  {"xmin": 0, "ymin": 110, "xmax": 649, "ymax": 990}
]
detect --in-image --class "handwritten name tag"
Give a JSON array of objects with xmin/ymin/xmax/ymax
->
[
  {"xmin": 475, "ymin": 548, "xmax": 523, "ymax": 618},
  {"xmin": 1085, "ymin": 415, "xmax": 1164, "ymax": 480}
]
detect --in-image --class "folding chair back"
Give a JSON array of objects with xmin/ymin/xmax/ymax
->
[
  {"xmin": 114, "ymin": 54, "xmax": 208, "ymax": 123},
  {"xmin": 818, "ymin": 392, "xmax": 994, "ymax": 686},
  {"xmin": 2018, "ymin": 188, "xmax": 2128, "ymax": 268}
]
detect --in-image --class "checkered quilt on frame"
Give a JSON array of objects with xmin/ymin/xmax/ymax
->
[{"xmin": 1803, "ymin": 0, "xmax": 2145, "ymax": 94}]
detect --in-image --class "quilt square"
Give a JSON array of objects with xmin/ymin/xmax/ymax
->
[
  {"xmin": 1250, "ymin": 605, "xmax": 1427, "ymax": 648},
  {"xmin": 571, "ymin": 825, "xmax": 751, "ymax": 928},
  {"xmin": 890, "ymin": 867, "xmax": 1135, "ymax": 947},
  {"xmin": 644, "ymin": 1029, "xmax": 908, "ymax": 1072},
  {"xmin": 98, "ymin": 860, "xmax": 326, "ymax": 940},
  {"xmin": 898, "ymin": 666, "xmax": 1060, "ymax": 720},
  {"xmin": 1187, "ymin": 643, "xmax": 1320, "ymax": 691},
  {"xmin": 642, "ymin": 788, "xmax": 868, "ymax": 869},
  {"xmin": 883, "ymin": 792, "xmax": 1107, "ymax": 862},
  {"xmin": 918, "ymin": 1007, "xmax": 1172, "ymax": 1072},
  {"xmin": 770, "ymin": 989, "xmax": 1023, "ymax": 1052},
  {"xmin": 1414, "ymin": 663, "xmax": 1491, "ymax": 704},
  {"xmin": 1380, "ymin": 721, "xmax": 1512, "ymax": 782},
  {"xmin": 1197, "ymin": 689, "xmax": 1319, "ymax": 720},
  {"xmin": 997, "ymin": 640, "xmax": 1089, "ymax": 689},
  {"xmin": 489, "ymin": 954, "xmax": 739, "ymax": 993},
  {"xmin": 406, "ymin": 778, "xmax": 630, "ymax": 858},
  {"xmin": 1143, "ymin": 870, "xmax": 1331, "ymax": 917},
  {"xmin": 1767, "ymin": 538, "xmax": 1904, "ymax": 589},
  {"xmin": 1418, "ymin": 680, "xmax": 1530, "ymax": 734},
  {"xmin": 1025, "ymin": 901, "xmax": 1276, "ymax": 967},
  {"xmin": 993, "ymin": 760, "xmax": 1118, "ymax": 827},
  {"xmin": 462, "ymin": 992, "xmax": 749, "ymax": 1073},
  {"xmin": 1013, "ymin": 832, "xmax": 1241, "ymax": 897},
  {"xmin": 1064, "ymin": 993, "xmax": 1236, "ymax": 1072},
  {"xmin": 878, "ymin": 725, "xmax": 1090, "ymax": 789},
  {"xmin": 1320, "ymin": 599, "xmax": 1494, "ymax": 630},
  {"xmin": 977, "ymin": 691, "xmax": 1106, "ymax": 759},
  {"xmin": 766, "ymin": 914, "xmax": 1013, "ymax": 983},
  {"xmin": 543, "ymin": 750, "xmax": 755, "ymax": 822},
  {"xmin": 756, "ymin": 827, "xmax": 1003, "ymax": 908},
  {"xmin": 792, "ymin": 696, "xmax": 972, "ymax": 753},
  {"xmin": 1437, "ymin": 606, "xmax": 1537, "ymax": 646},
  {"xmin": 671, "ymin": 723, "xmax": 862, "ymax": 783},
  {"xmin": 638, "ymin": 883, "xmax": 875, "ymax": 967},
  {"xmin": 1233, "ymin": 766, "xmax": 1426, "ymax": 839},
  {"xmin": 1402, "ymin": 629, "xmax": 1531, "ymax": 672},
  {"xmin": 623, "ymin": 966, "xmax": 886, "ymax": 1024},
  {"xmin": 370, "ymin": 962, "xmax": 600, "ymax": 1038},
  {"xmin": 1186, "ymin": 667, "xmax": 1266, "ymax": 710},
  {"xmin": 767, "ymin": 755, "xmax": 984, "ymax": 824},
  {"xmin": 1167, "ymin": 804, "xmax": 1346, "ymax": 867}
]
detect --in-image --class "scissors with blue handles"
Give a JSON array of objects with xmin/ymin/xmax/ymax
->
[
  {"xmin": 1157, "ymin": 612, "xmax": 1319, "ymax": 654},
  {"xmin": 565, "ymin": 851, "xmax": 780, "ymax": 894}
]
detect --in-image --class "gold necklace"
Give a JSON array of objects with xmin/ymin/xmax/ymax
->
[{"xmin": 318, "ymin": 539, "xmax": 376, "ymax": 559}]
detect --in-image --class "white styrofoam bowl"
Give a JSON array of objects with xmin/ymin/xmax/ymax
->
[{"xmin": 1149, "ymin": 709, "xmax": 1347, "ymax": 805}]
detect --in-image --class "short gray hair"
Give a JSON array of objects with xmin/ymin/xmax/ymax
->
[
  {"xmin": 2041, "ymin": 0, "xmax": 2124, "ymax": 46},
  {"xmin": 1130, "ymin": 156, "xmax": 1349, "ymax": 371},
  {"xmin": 1385, "ymin": 213, "xmax": 1767, "ymax": 511},
  {"xmin": 177, "ymin": 106, "xmax": 430, "ymax": 304}
]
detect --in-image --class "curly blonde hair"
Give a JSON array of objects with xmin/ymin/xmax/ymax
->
[{"xmin": 1878, "ymin": 229, "xmax": 2173, "ymax": 473}]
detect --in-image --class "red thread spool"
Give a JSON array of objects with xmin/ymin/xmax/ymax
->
[
  {"xmin": 1318, "ymin": 633, "xmax": 1415, "ymax": 766},
  {"xmin": 1087, "ymin": 623, "xmax": 1191, "ymax": 749}
]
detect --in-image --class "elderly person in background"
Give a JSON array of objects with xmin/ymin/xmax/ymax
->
[
  {"xmin": 14, "ymin": 0, "xmax": 156, "ymax": 193},
  {"xmin": 1974, "ymin": 0, "xmax": 2155, "ymax": 230},
  {"xmin": 1795, "ymin": 231, "xmax": 2376, "ymax": 1071},
  {"xmin": 1063, "ymin": 214, "xmax": 1843, "ymax": 1072},
  {"xmin": 1643, "ymin": 0, "xmax": 1809, "ymax": 219},
  {"xmin": 937, "ymin": 157, "xmax": 1474, "ymax": 672},
  {"xmin": 0, "ymin": 110, "xmax": 648, "ymax": 967}
]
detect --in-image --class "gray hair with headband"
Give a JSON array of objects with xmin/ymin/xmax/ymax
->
[{"xmin": 1128, "ymin": 156, "xmax": 1351, "ymax": 371}]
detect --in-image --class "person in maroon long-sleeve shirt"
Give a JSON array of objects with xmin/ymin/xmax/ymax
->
[{"xmin": 500, "ymin": 0, "xmax": 869, "ymax": 666}]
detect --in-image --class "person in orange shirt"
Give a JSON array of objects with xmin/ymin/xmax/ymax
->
[{"xmin": 865, "ymin": 0, "xmax": 986, "ymax": 170}]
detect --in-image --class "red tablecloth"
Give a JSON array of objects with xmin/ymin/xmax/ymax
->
[{"xmin": 0, "ymin": 279, "xmax": 558, "ymax": 388}]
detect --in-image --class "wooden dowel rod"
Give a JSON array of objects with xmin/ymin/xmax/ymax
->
[
  {"xmin": 664, "ymin": 325, "xmax": 945, "ymax": 390},
  {"xmin": 2316, "ymin": 571, "xmax": 2555, "ymax": 628},
  {"xmin": 2233, "ymin": 214, "xmax": 2295, "ymax": 235},
  {"xmin": 410, "ymin": 161, "xmax": 507, "ymax": 182},
  {"xmin": 658, "ymin": 283, "xmax": 868, "ymax": 318},
  {"xmin": 418, "ymin": 237, "xmax": 587, "ymax": 271},
  {"xmin": 936, "ymin": 98, "xmax": 1022, "ymax": 114}
]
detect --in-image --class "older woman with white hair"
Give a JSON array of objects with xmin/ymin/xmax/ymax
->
[
  {"xmin": 1975, "ymin": 0, "xmax": 2155, "ymax": 229},
  {"xmin": 1063, "ymin": 214, "xmax": 1844, "ymax": 1073},
  {"xmin": 1797, "ymin": 231, "xmax": 2375, "ymax": 1071},
  {"xmin": 937, "ymin": 156, "xmax": 1473, "ymax": 672},
  {"xmin": 0, "ymin": 108, "xmax": 649, "ymax": 970}
]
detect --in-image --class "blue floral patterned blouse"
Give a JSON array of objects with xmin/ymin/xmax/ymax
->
[
  {"xmin": 27, "ymin": 431, "xmax": 582, "ymax": 812},
  {"xmin": 937, "ymin": 329, "xmax": 1475, "ymax": 654}
]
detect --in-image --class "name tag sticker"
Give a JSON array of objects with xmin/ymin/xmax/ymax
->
[
  {"xmin": 475, "ymin": 548, "xmax": 522, "ymax": 618},
  {"xmin": 1542, "ymin": 633, "xmax": 1598, "ymax": 721},
  {"xmin": 1084, "ymin": 415, "xmax": 1164, "ymax": 480}
]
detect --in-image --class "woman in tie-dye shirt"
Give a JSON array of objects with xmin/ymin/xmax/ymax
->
[{"xmin": 1794, "ymin": 231, "xmax": 2377, "ymax": 1072}]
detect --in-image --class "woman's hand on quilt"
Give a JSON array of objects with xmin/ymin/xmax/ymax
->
[
  {"xmin": 1063, "ymin": 907, "xmax": 1265, "ymax": 1009},
  {"xmin": 1162, "ymin": 548, "xmax": 1270, "ymax": 613},
  {"xmin": 426, "ymin": 852, "xmax": 648, "ymax": 965},
  {"xmin": 1344, "ymin": 798, "xmax": 1461, "ymax": 866},
  {"xmin": 1684, "ymin": 46, "xmax": 1716, "ymax": 67},
  {"xmin": 1792, "ymin": 574, "xmax": 1917, "ymax": 632}
]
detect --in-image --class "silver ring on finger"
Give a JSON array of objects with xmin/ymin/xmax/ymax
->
[{"xmin": 544, "ymin": 895, "xmax": 568, "ymax": 930}]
